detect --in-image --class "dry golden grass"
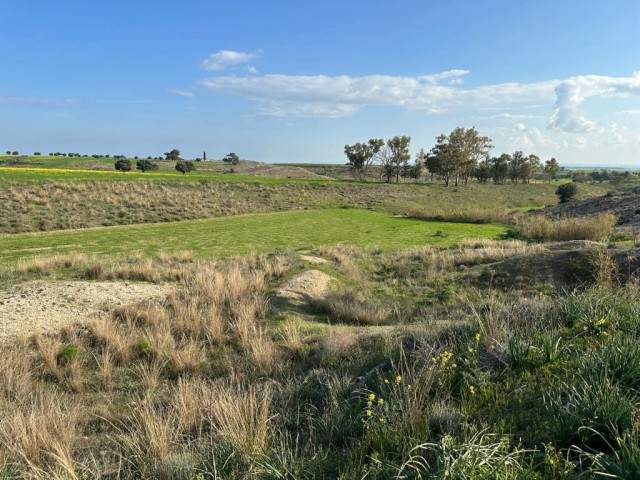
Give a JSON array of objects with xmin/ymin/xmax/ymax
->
[
  {"xmin": 134, "ymin": 359, "xmax": 167, "ymax": 392},
  {"xmin": 249, "ymin": 327, "xmax": 278, "ymax": 375},
  {"xmin": 315, "ymin": 290, "xmax": 391, "ymax": 326},
  {"xmin": 206, "ymin": 380, "xmax": 273, "ymax": 456},
  {"xmin": 0, "ymin": 347, "xmax": 32, "ymax": 400},
  {"xmin": 174, "ymin": 377, "xmax": 208, "ymax": 435},
  {"xmin": 516, "ymin": 212, "xmax": 617, "ymax": 242},
  {"xmin": 0, "ymin": 393, "xmax": 78, "ymax": 475},
  {"xmin": 433, "ymin": 239, "xmax": 544, "ymax": 271},
  {"xmin": 409, "ymin": 205, "xmax": 513, "ymax": 224},
  {"xmin": 34, "ymin": 335, "xmax": 63, "ymax": 380},
  {"xmin": 94, "ymin": 350, "xmax": 116, "ymax": 390},
  {"xmin": 168, "ymin": 339, "xmax": 207, "ymax": 376}
]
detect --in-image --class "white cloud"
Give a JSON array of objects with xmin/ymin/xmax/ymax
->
[
  {"xmin": 201, "ymin": 50, "xmax": 257, "ymax": 71},
  {"xmin": 167, "ymin": 88, "xmax": 194, "ymax": 97},
  {"xmin": 199, "ymin": 72, "xmax": 558, "ymax": 117},
  {"xmin": 548, "ymin": 72, "xmax": 640, "ymax": 133},
  {"xmin": 488, "ymin": 112, "xmax": 541, "ymax": 120}
]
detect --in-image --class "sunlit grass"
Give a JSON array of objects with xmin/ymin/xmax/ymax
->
[{"xmin": 0, "ymin": 209, "xmax": 505, "ymax": 263}]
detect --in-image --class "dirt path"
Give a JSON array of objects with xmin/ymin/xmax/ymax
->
[{"xmin": 0, "ymin": 280, "xmax": 168, "ymax": 343}]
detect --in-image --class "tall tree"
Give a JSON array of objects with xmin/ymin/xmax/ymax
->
[
  {"xmin": 387, "ymin": 135, "xmax": 411, "ymax": 183},
  {"xmin": 509, "ymin": 151, "xmax": 526, "ymax": 184},
  {"xmin": 426, "ymin": 127, "xmax": 492, "ymax": 186},
  {"xmin": 526, "ymin": 154, "xmax": 541, "ymax": 184},
  {"xmin": 490, "ymin": 154, "xmax": 510, "ymax": 184},
  {"xmin": 344, "ymin": 138, "xmax": 383, "ymax": 181},
  {"xmin": 427, "ymin": 134, "xmax": 463, "ymax": 187},
  {"xmin": 544, "ymin": 157, "xmax": 560, "ymax": 182}
]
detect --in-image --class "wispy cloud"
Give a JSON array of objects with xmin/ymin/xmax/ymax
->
[
  {"xmin": 201, "ymin": 50, "xmax": 257, "ymax": 71},
  {"xmin": 199, "ymin": 72, "xmax": 558, "ymax": 117},
  {"xmin": 548, "ymin": 72, "xmax": 640, "ymax": 133},
  {"xmin": 167, "ymin": 88, "xmax": 195, "ymax": 97},
  {"xmin": 0, "ymin": 95, "xmax": 76, "ymax": 106}
]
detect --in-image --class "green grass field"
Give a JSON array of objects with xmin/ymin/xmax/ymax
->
[{"xmin": 0, "ymin": 208, "xmax": 504, "ymax": 262}]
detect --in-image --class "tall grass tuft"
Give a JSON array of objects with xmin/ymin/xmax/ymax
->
[
  {"xmin": 206, "ymin": 380, "xmax": 273, "ymax": 457},
  {"xmin": 515, "ymin": 212, "xmax": 617, "ymax": 242}
]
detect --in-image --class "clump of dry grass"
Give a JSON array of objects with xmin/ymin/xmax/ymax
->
[
  {"xmin": 316, "ymin": 245, "xmax": 361, "ymax": 279},
  {"xmin": 206, "ymin": 380, "xmax": 273, "ymax": 456},
  {"xmin": 516, "ymin": 212, "xmax": 617, "ymax": 242},
  {"xmin": 0, "ymin": 392, "xmax": 78, "ymax": 475},
  {"xmin": 433, "ymin": 239, "xmax": 544, "ymax": 271},
  {"xmin": 314, "ymin": 290, "xmax": 391, "ymax": 325},
  {"xmin": 0, "ymin": 347, "xmax": 33, "ymax": 400},
  {"xmin": 409, "ymin": 206, "xmax": 513, "ymax": 224}
]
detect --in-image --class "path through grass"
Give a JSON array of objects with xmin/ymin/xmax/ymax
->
[{"xmin": 0, "ymin": 209, "xmax": 504, "ymax": 262}]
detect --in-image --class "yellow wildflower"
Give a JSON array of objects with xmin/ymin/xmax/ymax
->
[
  {"xmin": 366, "ymin": 409, "xmax": 372, "ymax": 416},
  {"xmin": 395, "ymin": 375, "xmax": 402, "ymax": 384},
  {"xmin": 368, "ymin": 393, "xmax": 376, "ymax": 401}
]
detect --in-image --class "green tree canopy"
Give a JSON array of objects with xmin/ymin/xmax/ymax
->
[
  {"xmin": 114, "ymin": 158, "xmax": 132, "ymax": 172},
  {"xmin": 344, "ymin": 138, "xmax": 384, "ymax": 181},
  {"xmin": 175, "ymin": 160, "xmax": 196, "ymax": 175},
  {"xmin": 164, "ymin": 149, "xmax": 181, "ymax": 161}
]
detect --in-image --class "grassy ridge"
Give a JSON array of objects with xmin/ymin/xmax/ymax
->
[
  {"xmin": 0, "ymin": 166, "xmax": 328, "ymax": 185},
  {"xmin": 0, "ymin": 209, "xmax": 504, "ymax": 262}
]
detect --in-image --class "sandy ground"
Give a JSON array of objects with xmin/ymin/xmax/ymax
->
[
  {"xmin": 276, "ymin": 269, "xmax": 335, "ymax": 306},
  {"xmin": 0, "ymin": 280, "xmax": 168, "ymax": 343}
]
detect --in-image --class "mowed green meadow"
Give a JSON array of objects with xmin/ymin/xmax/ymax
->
[{"xmin": 0, "ymin": 208, "xmax": 504, "ymax": 262}]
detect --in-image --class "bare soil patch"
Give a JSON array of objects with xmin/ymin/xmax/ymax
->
[
  {"xmin": 276, "ymin": 270, "xmax": 336, "ymax": 306},
  {"xmin": 0, "ymin": 280, "xmax": 168, "ymax": 342}
]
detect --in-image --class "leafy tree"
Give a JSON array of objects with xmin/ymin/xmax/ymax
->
[
  {"xmin": 407, "ymin": 156, "xmax": 424, "ymax": 181},
  {"xmin": 509, "ymin": 151, "xmax": 527, "ymax": 184},
  {"xmin": 223, "ymin": 152, "xmax": 240, "ymax": 165},
  {"xmin": 344, "ymin": 138, "xmax": 383, "ymax": 181},
  {"xmin": 175, "ymin": 160, "xmax": 196, "ymax": 174},
  {"xmin": 164, "ymin": 149, "xmax": 181, "ymax": 161},
  {"xmin": 427, "ymin": 134, "xmax": 463, "ymax": 186},
  {"xmin": 11, "ymin": 151, "xmax": 18, "ymax": 155},
  {"xmin": 4, "ymin": 151, "xmax": 9, "ymax": 155},
  {"xmin": 544, "ymin": 157, "xmax": 560, "ymax": 182},
  {"xmin": 33, "ymin": 152, "xmax": 41, "ymax": 156},
  {"xmin": 556, "ymin": 183, "xmax": 577, "ymax": 203},
  {"xmin": 426, "ymin": 127, "xmax": 492, "ymax": 186},
  {"xmin": 489, "ymin": 154, "xmax": 510, "ymax": 184},
  {"xmin": 114, "ymin": 158, "xmax": 132, "ymax": 172},
  {"xmin": 474, "ymin": 157, "xmax": 491, "ymax": 183},
  {"xmin": 387, "ymin": 135, "xmax": 411, "ymax": 183},
  {"xmin": 526, "ymin": 154, "xmax": 541, "ymax": 183},
  {"xmin": 136, "ymin": 159, "xmax": 158, "ymax": 172}
]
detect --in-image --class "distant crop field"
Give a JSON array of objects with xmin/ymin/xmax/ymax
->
[
  {"xmin": 0, "ymin": 208, "xmax": 505, "ymax": 262},
  {"xmin": 0, "ymin": 166, "xmax": 340, "ymax": 186}
]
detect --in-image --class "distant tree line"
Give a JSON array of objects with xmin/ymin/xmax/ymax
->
[{"xmin": 345, "ymin": 127, "xmax": 563, "ymax": 186}]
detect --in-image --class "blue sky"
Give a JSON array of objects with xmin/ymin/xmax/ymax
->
[{"xmin": 1, "ymin": 0, "xmax": 640, "ymax": 166}]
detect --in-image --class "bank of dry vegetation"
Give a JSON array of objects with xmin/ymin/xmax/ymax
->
[
  {"xmin": 2, "ymin": 235, "xmax": 640, "ymax": 478},
  {"xmin": 0, "ymin": 179, "xmax": 592, "ymax": 234}
]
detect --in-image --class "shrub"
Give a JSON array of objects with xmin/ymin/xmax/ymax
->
[
  {"xmin": 556, "ymin": 183, "xmax": 577, "ymax": 203},
  {"xmin": 136, "ymin": 159, "xmax": 158, "ymax": 172},
  {"xmin": 175, "ymin": 160, "xmax": 196, "ymax": 175},
  {"xmin": 114, "ymin": 158, "xmax": 132, "ymax": 172}
]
